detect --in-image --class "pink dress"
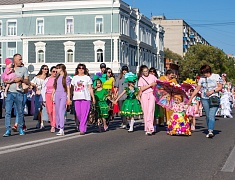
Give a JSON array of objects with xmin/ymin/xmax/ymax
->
[
  {"xmin": 186, "ymin": 96, "xmax": 200, "ymax": 117},
  {"xmin": 1, "ymin": 67, "xmax": 17, "ymax": 81}
]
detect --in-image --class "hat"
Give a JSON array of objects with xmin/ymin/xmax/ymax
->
[
  {"xmin": 121, "ymin": 65, "xmax": 129, "ymax": 72},
  {"xmin": 124, "ymin": 72, "xmax": 137, "ymax": 83},
  {"xmin": 5, "ymin": 58, "xmax": 12, "ymax": 66},
  {"xmin": 100, "ymin": 63, "xmax": 106, "ymax": 68},
  {"xmin": 174, "ymin": 95, "xmax": 183, "ymax": 102}
]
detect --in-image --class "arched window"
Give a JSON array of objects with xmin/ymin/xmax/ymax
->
[
  {"xmin": 97, "ymin": 49, "xmax": 103, "ymax": 62},
  {"xmin": 38, "ymin": 50, "xmax": 44, "ymax": 63},
  {"xmin": 67, "ymin": 49, "xmax": 73, "ymax": 63}
]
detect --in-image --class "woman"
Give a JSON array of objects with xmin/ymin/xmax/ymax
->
[
  {"xmin": 138, "ymin": 65, "xmax": 157, "ymax": 135},
  {"xmin": 103, "ymin": 67, "xmax": 115, "ymax": 122},
  {"xmin": 52, "ymin": 64, "xmax": 71, "ymax": 136},
  {"xmin": 31, "ymin": 65, "xmax": 49, "ymax": 129},
  {"xmin": 188, "ymin": 65, "xmax": 222, "ymax": 138},
  {"xmin": 41, "ymin": 66, "xmax": 57, "ymax": 132},
  {"xmin": 114, "ymin": 65, "xmax": 129, "ymax": 129},
  {"xmin": 71, "ymin": 64, "xmax": 95, "ymax": 135}
]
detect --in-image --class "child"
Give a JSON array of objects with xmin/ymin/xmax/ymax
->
[
  {"xmin": 94, "ymin": 79, "xmax": 111, "ymax": 132},
  {"xmin": 114, "ymin": 72, "xmax": 142, "ymax": 132},
  {"xmin": 1, "ymin": 58, "xmax": 22, "ymax": 97},
  {"xmin": 186, "ymin": 89, "xmax": 200, "ymax": 131},
  {"xmin": 167, "ymin": 95, "xmax": 191, "ymax": 136}
]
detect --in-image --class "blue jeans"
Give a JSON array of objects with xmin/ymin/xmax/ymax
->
[
  {"xmin": 33, "ymin": 95, "xmax": 41, "ymax": 120},
  {"xmin": 201, "ymin": 98, "xmax": 219, "ymax": 131},
  {"xmin": 15, "ymin": 93, "xmax": 27, "ymax": 124},
  {"xmin": 5, "ymin": 92, "xmax": 24, "ymax": 131}
]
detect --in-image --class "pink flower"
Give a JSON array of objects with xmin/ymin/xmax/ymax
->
[{"xmin": 173, "ymin": 114, "xmax": 179, "ymax": 120}]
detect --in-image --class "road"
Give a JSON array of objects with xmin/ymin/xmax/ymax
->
[{"xmin": 0, "ymin": 113, "xmax": 235, "ymax": 180}]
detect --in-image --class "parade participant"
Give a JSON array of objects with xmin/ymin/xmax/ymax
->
[
  {"xmin": 52, "ymin": 64, "xmax": 71, "ymax": 136},
  {"xmin": 138, "ymin": 65, "xmax": 157, "ymax": 135},
  {"xmin": 100, "ymin": 63, "xmax": 106, "ymax": 74},
  {"xmin": 31, "ymin": 65, "xmax": 49, "ymax": 129},
  {"xmin": 94, "ymin": 79, "xmax": 112, "ymax": 132},
  {"xmin": 188, "ymin": 65, "xmax": 223, "ymax": 138},
  {"xmin": 159, "ymin": 69, "xmax": 178, "ymax": 126},
  {"xmin": 41, "ymin": 66, "xmax": 57, "ymax": 132},
  {"xmin": 115, "ymin": 72, "xmax": 142, "ymax": 132},
  {"xmin": 114, "ymin": 66, "xmax": 129, "ymax": 129},
  {"xmin": 167, "ymin": 95, "xmax": 191, "ymax": 136},
  {"xmin": 71, "ymin": 64, "xmax": 95, "ymax": 135},
  {"xmin": 3, "ymin": 54, "xmax": 29, "ymax": 137},
  {"xmin": 186, "ymin": 89, "xmax": 200, "ymax": 131}
]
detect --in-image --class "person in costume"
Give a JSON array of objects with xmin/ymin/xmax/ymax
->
[
  {"xmin": 93, "ymin": 76, "xmax": 113, "ymax": 132},
  {"xmin": 186, "ymin": 89, "xmax": 200, "ymax": 131},
  {"xmin": 114, "ymin": 72, "xmax": 142, "ymax": 132},
  {"xmin": 167, "ymin": 94, "xmax": 191, "ymax": 136}
]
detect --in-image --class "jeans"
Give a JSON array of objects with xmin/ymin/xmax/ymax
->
[
  {"xmin": 15, "ymin": 93, "xmax": 27, "ymax": 124},
  {"xmin": 5, "ymin": 92, "xmax": 24, "ymax": 131},
  {"xmin": 33, "ymin": 95, "xmax": 41, "ymax": 120},
  {"xmin": 201, "ymin": 98, "xmax": 219, "ymax": 131}
]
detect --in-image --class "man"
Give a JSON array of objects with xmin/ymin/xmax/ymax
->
[
  {"xmin": 3, "ymin": 54, "xmax": 29, "ymax": 137},
  {"xmin": 100, "ymin": 63, "xmax": 106, "ymax": 74},
  {"xmin": 159, "ymin": 69, "xmax": 178, "ymax": 126}
]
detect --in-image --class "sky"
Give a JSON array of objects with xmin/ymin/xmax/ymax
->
[{"xmin": 125, "ymin": 0, "xmax": 235, "ymax": 56}]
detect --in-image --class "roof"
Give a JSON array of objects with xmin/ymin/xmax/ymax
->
[{"xmin": 0, "ymin": 0, "xmax": 83, "ymax": 5}]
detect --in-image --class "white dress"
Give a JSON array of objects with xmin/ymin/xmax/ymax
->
[{"xmin": 220, "ymin": 87, "xmax": 233, "ymax": 117}]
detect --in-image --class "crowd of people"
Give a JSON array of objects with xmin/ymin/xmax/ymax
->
[{"xmin": 0, "ymin": 53, "xmax": 234, "ymax": 138}]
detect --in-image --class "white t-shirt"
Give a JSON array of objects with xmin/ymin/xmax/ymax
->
[
  {"xmin": 31, "ymin": 76, "xmax": 45, "ymax": 90},
  {"xmin": 198, "ymin": 73, "xmax": 223, "ymax": 99},
  {"xmin": 71, "ymin": 75, "xmax": 93, "ymax": 101}
]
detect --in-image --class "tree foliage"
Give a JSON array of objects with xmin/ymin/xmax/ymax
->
[
  {"xmin": 164, "ymin": 48, "xmax": 183, "ymax": 61},
  {"xmin": 178, "ymin": 44, "xmax": 235, "ymax": 83}
]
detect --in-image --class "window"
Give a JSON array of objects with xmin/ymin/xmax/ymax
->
[
  {"xmin": 0, "ymin": 21, "xmax": 2, "ymax": 36},
  {"xmin": 36, "ymin": 19, "xmax": 44, "ymax": 35},
  {"xmin": 63, "ymin": 41, "xmax": 75, "ymax": 63},
  {"xmin": 67, "ymin": 49, "xmax": 74, "ymax": 62},
  {"xmin": 7, "ymin": 42, "xmax": 16, "ymax": 57},
  {"xmin": 38, "ymin": 50, "xmax": 44, "ymax": 63},
  {"xmin": 97, "ymin": 49, "xmax": 104, "ymax": 62},
  {"xmin": 95, "ymin": 17, "xmax": 103, "ymax": 33},
  {"xmin": 7, "ymin": 21, "xmax": 17, "ymax": 36},
  {"xmin": 66, "ymin": 18, "xmax": 74, "ymax": 34}
]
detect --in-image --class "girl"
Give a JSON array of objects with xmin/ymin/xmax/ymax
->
[
  {"xmin": 186, "ymin": 89, "xmax": 200, "ymax": 131},
  {"xmin": 52, "ymin": 64, "xmax": 71, "ymax": 136},
  {"xmin": 114, "ymin": 72, "xmax": 142, "ymax": 132},
  {"xmin": 1, "ymin": 58, "xmax": 22, "ymax": 97},
  {"xmin": 167, "ymin": 95, "xmax": 191, "ymax": 136},
  {"xmin": 94, "ymin": 79, "xmax": 112, "ymax": 132},
  {"xmin": 71, "ymin": 64, "xmax": 95, "ymax": 135}
]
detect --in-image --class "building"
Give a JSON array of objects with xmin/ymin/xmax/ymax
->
[
  {"xmin": 151, "ymin": 16, "xmax": 210, "ymax": 57},
  {"xmin": 0, "ymin": 0, "xmax": 165, "ymax": 76}
]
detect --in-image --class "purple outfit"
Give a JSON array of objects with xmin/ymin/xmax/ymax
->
[{"xmin": 54, "ymin": 76, "xmax": 70, "ymax": 130}]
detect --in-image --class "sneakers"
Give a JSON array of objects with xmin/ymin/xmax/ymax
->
[
  {"xmin": 56, "ymin": 129, "xmax": 64, "ymax": 136},
  {"xmin": 19, "ymin": 128, "xmax": 25, "ymax": 135},
  {"xmin": 12, "ymin": 125, "xmax": 18, "ymax": 132},
  {"xmin": 145, "ymin": 132, "xmax": 152, "ymax": 136},
  {"xmin": 3, "ymin": 130, "xmax": 11, "ymax": 137},
  {"xmin": 206, "ymin": 130, "xmax": 214, "ymax": 138},
  {"xmin": 191, "ymin": 125, "xmax": 195, "ymax": 131}
]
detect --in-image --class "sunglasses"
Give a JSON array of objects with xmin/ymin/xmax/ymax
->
[
  {"xmin": 78, "ymin": 67, "xmax": 85, "ymax": 70},
  {"xmin": 52, "ymin": 71, "xmax": 57, "ymax": 73},
  {"xmin": 149, "ymin": 70, "xmax": 154, "ymax": 73},
  {"xmin": 107, "ymin": 71, "xmax": 112, "ymax": 74},
  {"xmin": 43, "ymin": 68, "xmax": 49, "ymax": 70}
]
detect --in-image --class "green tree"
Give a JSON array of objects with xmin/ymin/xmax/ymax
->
[{"xmin": 164, "ymin": 48, "xmax": 183, "ymax": 61}]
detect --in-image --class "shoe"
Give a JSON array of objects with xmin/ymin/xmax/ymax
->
[
  {"xmin": 224, "ymin": 115, "xmax": 227, "ymax": 118},
  {"xmin": 19, "ymin": 128, "xmax": 25, "ymax": 135},
  {"xmin": 3, "ymin": 130, "xmax": 11, "ymax": 137},
  {"xmin": 206, "ymin": 131, "xmax": 214, "ymax": 138},
  {"xmin": 128, "ymin": 129, "xmax": 134, "ymax": 133},
  {"xmin": 145, "ymin": 132, "xmax": 152, "ymax": 136},
  {"xmin": 50, "ymin": 127, "xmax": 55, "ymax": 133},
  {"xmin": 104, "ymin": 126, "xmax": 108, "ymax": 132},
  {"xmin": 23, "ymin": 125, "xmax": 27, "ymax": 131},
  {"xmin": 12, "ymin": 125, "xmax": 18, "ymax": 132},
  {"xmin": 40, "ymin": 123, "xmax": 45, "ymax": 129},
  {"xmin": 191, "ymin": 125, "xmax": 195, "ymax": 131},
  {"xmin": 80, "ymin": 132, "xmax": 85, "ymax": 135},
  {"xmin": 56, "ymin": 129, "xmax": 64, "ymax": 136},
  {"xmin": 120, "ymin": 125, "xmax": 127, "ymax": 129}
]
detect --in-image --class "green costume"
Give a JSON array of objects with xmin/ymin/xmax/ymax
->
[
  {"xmin": 120, "ymin": 87, "xmax": 142, "ymax": 117},
  {"xmin": 95, "ymin": 89, "xmax": 109, "ymax": 118}
]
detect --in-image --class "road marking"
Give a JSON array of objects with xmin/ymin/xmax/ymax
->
[
  {"xmin": 221, "ymin": 145, "xmax": 235, "ymax": 172},
  {"xmin": 0, "ymin": 132, "xmax": 93, "ymax": 155}
]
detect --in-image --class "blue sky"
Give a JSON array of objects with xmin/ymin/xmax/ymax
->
[{"xmin": 125, "ymin": 0, "xmax": 235, "ymax": 55}]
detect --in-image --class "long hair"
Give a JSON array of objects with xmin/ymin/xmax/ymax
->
[
  {"xmin": 36, "ymin": 65, "xmax": 49, "ymax": 77},
  {"xmin": 118, "ymin": 66, "xmax": 129, "ymax": 80},
  {"xmin": 53, "ymin": 64, "xmax": 68, "ymax": 93},
  {"xmin": 149, "ymin": 67, "xmax": 158, "ymax": 78},
  {"xmin": 75, "ymin": 63, "xmax": 88, "ymax": 76},
  {"xmin": 104, "ymin": 67, "xmax": 115, "ymax": 79},
  {"xmin": 138, "ymin": 65, "xmax": 148, "ymax": 79}
]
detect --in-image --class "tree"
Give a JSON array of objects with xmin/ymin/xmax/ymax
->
[
  {"xmin": 164, "ymin": 48, "xmax": 183, "ymax": 61},
  {"xmin": 179, "ymin": 44, "xmax": 235, "ymax": 82}
]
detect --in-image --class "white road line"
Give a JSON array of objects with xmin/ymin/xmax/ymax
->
[
  {"xmin": 221, "ymin": 145, "xmax": 235, "ymax": 172},
  {"xmin": 0, "ymin": 133, "xmax": 93, "ymax": 155}
]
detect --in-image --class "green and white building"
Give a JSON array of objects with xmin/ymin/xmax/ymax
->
[{"xmin": 0, "ymin": 0, "xmax": 164, "ymax": 75}]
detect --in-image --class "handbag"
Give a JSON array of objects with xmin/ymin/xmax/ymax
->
[
  {"xmin": 87, "ymin": 104, "xmax": 98, "ymax": 125},
  {"xmin": 205, "ymin": 78, "xmax": 220, "ymax": 108}
]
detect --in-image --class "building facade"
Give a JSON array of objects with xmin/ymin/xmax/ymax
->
[
  {"xmin": 151, "ymin": 16, "xmax": 210, "ymax": 57},
  {"xmin": 0, "ymin": 0, "xmax": 165, "ymax": 75}
]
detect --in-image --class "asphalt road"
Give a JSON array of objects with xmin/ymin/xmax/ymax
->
[{"xmin": 0, "ymin": 113, "xmax": 235, "ymax": 180}]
